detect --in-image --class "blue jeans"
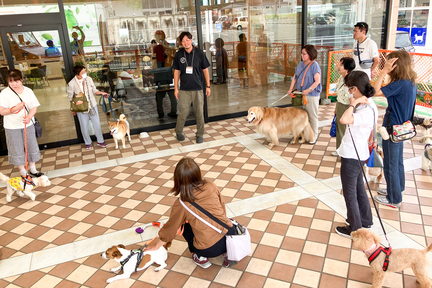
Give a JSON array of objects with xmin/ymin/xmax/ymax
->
[
  {"xmin": 382, "ymin": 139, "xmax": 404, "ymax": 204},
  {"xmin": 157, "ymin": 61, "xmax": 165, "ymax": 68}
]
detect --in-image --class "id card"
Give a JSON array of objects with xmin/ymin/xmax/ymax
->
[{"xmin": 186, "ymin": 67, "xmax": 193, "ymax": 74}]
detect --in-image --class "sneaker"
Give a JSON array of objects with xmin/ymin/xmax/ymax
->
[
  {"xmin": 85, "ymin": 144, "xmax": 92, "ymax": 150},
  {"xmin": 97, "ymin": 142, "xmax": 108, "ymax": 148},
  {"xmin": 335, "ymin": 226, "xmax": 352, "ymax": 239},
  {"xmin": 377, "ymin": 188, "xmax": 387, "ymax": 196},
  {"xmin": 28, "ymin": 171, "xmax": 44, "ymax": 178},
  {"xmin": 196, "ymin": 136, "xmax": 204, "ymax": 144},
  {"xmin": 344, "ymin": 219, "xmax": 372, "ymax": 229},
  {"xmin": 222, "ymin": 253, "xmax": 237, "ymax": 268},
  {"xmin": 374, "ymin": 195, "xmax": 401, "ymax": 208},
  {"xmin": 331, "ymin": 151, "xmax": 338, "ymax": 156},
  {"xmin": 192, "ymin": 253, "xmax": 211, "ymax": 269},
  {"xmin": 176, "ymin": 133, "xmax": 185, "ymax": 141},
  {"xmin": 309, "ymin": 139, "xmax": 317, "ymax": 145}
]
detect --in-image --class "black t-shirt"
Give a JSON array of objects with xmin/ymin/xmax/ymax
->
[{"xmin": 172, "ymin": 47, "xmax": 210, "ymax": 91}]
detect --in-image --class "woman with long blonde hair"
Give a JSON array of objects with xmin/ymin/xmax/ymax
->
[{"xmin": 373, "ymin": 50, "xmax": 417, "ymax": 208}]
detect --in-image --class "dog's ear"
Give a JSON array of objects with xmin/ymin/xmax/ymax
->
[
  {"xmin": 163, "ymin": 241, "xmax": 172, "ymax": 250},
  {"xmin": 118, "ymin": 244, "xmax": 126, "ymax": 249},
  {"xmin": 112, "ymin": 250, "xmax": 122, "ymax": 258}
]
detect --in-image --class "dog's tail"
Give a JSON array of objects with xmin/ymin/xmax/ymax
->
[
  {"xmin": 302, "ymin": 122, "xmax": 315, "ymax": 142},
  {"xmin": 0, "ymin": 172, "xmax": 9, "ymax": 184},
  {"xmin": 119, "ymin": 114, "xmax": 127, "ymax": 121}
]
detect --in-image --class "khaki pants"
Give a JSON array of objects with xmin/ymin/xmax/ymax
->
[
  {"xmin": 305, "ymin": 96, "xmax": 320, "ymax": 140},
  {"xmin": 175, "ymin": 90, "xmax": 205, "ymax": 137},
  {"xmin": 336, "ymin": 102, "xmax": 349, "ymax": 149}
]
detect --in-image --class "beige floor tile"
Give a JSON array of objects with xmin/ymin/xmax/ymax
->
[
  {"xmin": 97, "ymin": 216, "xmax": 120, "ymax": 228},
  {"xmin": 69, "ymin": 210, "xmax": 92, "ymax": 221},
  {"xmin": 31, "ymin": 274, "xmax": 62, "ymax": 288},
  {"xmin": 40, "ymin": 216, "xmax": 64, "ymax": 228},
  {"xmin": 70, "ymin": 182, "xmax": 88, "ymax": 189},
  {"xmin": 240, "ymin": 183, "xmax": 259, "ymax": 192},
  {"xmin": 66, "ymin": 265, "xmax": 98, "ymax": 284},
  {"xmin": 68, "ymin": 222, "xmax": 93, "ymax": 235},
  {"xmin": 149, "ymin": 204, "xmax": 171, "ymax": 215},
  {"xmin": 350, "ymin": 250, "xmax": 369, "ymax": 266},
  {"xmin": 105, "ymin": 278, "xmax": 135, "ymax": 288},
  {"xmin": 271, "ymin": 212, "xmax": 292, "ymax": 225},
  {"xmin": 286, "ymin": 226, "xmax": 309, "ymax": 240},
  {"xmin": 328, "ymin": 233, "xmax": 352, "ymax": 248},
  {"xmin": 382, "ymin": 273, "xmax": 403, "ymax": 288},
  {"xmin": 10, "ymin": 222, "xmax": 36, "ymax": 235},
  {"xmin": 261, "ymin": 179, "xmax": 279, "ymax": 187},
  {"xmin": 93, "ymin": 185, "xmax": 112, "ymax": 193},
  {"xmin": 38, "ymin": 229, "xmax": 63, "ymax": 242},
  {"xmin": 142, "ymin": 185, "xmax": 159, "ymax": 193},
  {"xmin": 171, "ymin": 256, "xmax": 196, "ymax": 275},
  {"xmin": 182, "ymin": 276, "xmax": 211, "ymax": 288},
  {"xmin": 264, "ymin": 278, "xmax": 291, "ymax": 288},
  {"xmin": 231, "ymin": 175, "xmax": 248, "ymax": 182},
  {"xmin": 221, "ymin": 188, "xmax": 237, "ymax": 197},
  {"xmin": 168, "ymin": 239, "xmax": 189, "ymax": 256},
  {"xmin": 310, "ymin": 219, "xmax": 332, "ymax": 232},
  {"xmin": 260, "ymin": 233, "xmax": 284, "ymax": 248},
  {"xmin": 275, "ymin": 249, "xmax": 300, "ymax": 266},
  {"xmin": 44, "ymin": 195, "xmax": 66, "ymax": 204},
  {"xmin": 347, "ymin": 280, "xmax": 373, "ymax": 288},
  {"xmin": 293, "ymin": 268, "xmax": 320, "ymax": 288},
  {"xmin": 294, "ymin": 207, "xmax": 315, "ymax": 218},
  {"xmin": 95, "ymin": 205, "xmax": 117, "ymax": 215},
  {"xmin": 247, "ymin": 219, "xmax": 269, "ymax": 232},
  {"xmin": 123, "ymin": 210, "xmax": 146, "ymax": 221},
  {"xmin": 322, "ymin": 258, "xmax": 349, "ymax": 278},
  {"xmin": 400, "ymin": 212, "xmax": 423, "ymax": 224},
  {"xmin": 117, "ymin": 190, "xmax": 138, "ymax": 198},
  {"xmin": 213, "ymin": 267, "xmax": 243, "ymax": 287},
  {"xmin": 69, "ymin": 199, "xmax": 91, "ymax": 209},
  {"xmin": 115, "ymin": 181, "xmax": 134, "ymax": 189},
  {"xmin": 6, "ymin": 235, "xmax": 33, "ymax": 250},
  {"xmin": 245, "ymin": 257, "xmax": 273, "ymax": 276},
  {"xmin": 302, "ymin": 241, "xmax": 327, "ymax": 257},
  {"xmin": 138, "ymin": 266, "xmax": 168, "ymax": 285},
  {"xmin": 145, "ymin": 195, "xmax": 165, "ymax": 204},
  {"xmin": 94, "ymin": 195, "xmax": 115, "ymax": 204}
]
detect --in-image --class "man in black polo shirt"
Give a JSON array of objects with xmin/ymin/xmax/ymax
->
[{"xmin": 173, "ymin": 31, "xmax": 211, "ymax": 144}]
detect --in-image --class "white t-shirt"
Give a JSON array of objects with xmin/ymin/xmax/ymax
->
[
  {"xmin": 353, "ymin": 38, "xmax": 379, "ymax": 79},
  {"xmin": 0, "ymin": 86, "xmax": 40, "ymax": 129},
  {"xmin": 337, "ymin": 100, "xmax": 378, "ymax": 161}
]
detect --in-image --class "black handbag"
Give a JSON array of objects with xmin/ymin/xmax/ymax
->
[{"xmin": 10, "ymin": 87, "xmax": 42, "ymax": 138}]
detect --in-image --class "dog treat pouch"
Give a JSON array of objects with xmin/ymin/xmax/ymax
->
[{"xmin": 291, "ymin": 61, "xmax": 314, "ymax": 107}]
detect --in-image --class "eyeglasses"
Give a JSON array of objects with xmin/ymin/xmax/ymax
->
[{"xmin": 348, "ymin": 86, "xmax": 355, "ymax": 92}]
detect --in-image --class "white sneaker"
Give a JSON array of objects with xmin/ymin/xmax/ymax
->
[
  {"xmin": 331, "ymin": 151, "xmax": 338, "ymax": 156},
  {"xmin": 192, "ymin": 253, "xmax": 211, "ymax": 269}
]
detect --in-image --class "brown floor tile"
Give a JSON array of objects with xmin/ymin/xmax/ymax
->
[
  {"xmin": 348, "ymin": 264, "xmax": 374, "ymax": 284},
  {"xmin": 399, "ymin": 203, "xmax": 421, "ymax": 214},
  {"xmin": 266, "ymin": 222, "xmax": 289, "ymax": 236},
  {"xmin": 0, "ymin": 219, "xmax": 23, "ymax": 231},
  {"xmin": 298, "ymin": 198, "xmax": 318, "ymax": 208},
  {"xmin": 49, "ymin": 262, "xmax": 81, "ymax": 278},
  {"xmin": 83, "ymin": 254, "xmax": 110, "ymax": 269},
  {"xmin": 20, "ymin": 239, "xmax": 49, "ymax": 253},
  {"xmin": 0, "ymin": 232, "xmax": 20, "ymax": 246},
  {"xmin": 54, "ymin": 279, "xmax": 81, "ymax": 288},
  {"xmin": 3, "ymin": 208, "xmax": 26, "ymax": 218},
  {"xmin": 82, "ymin": 202, "xmax": 104, "ymax": 212},
  {"xmin": 401, "ymin": 222, "xmax": 425, "ymax": 236},
  {"xmin": 27, "ymin": 213, "xmax": 51, "ymax": 225},
  {"xmin": 13, "ymin": 270, "xmax": 45, "ymax": 287},
  {"xmin": 319, "ymin": 273, "xmax": 347, "ymax": 288},
  {"xmin": 290, "ymin": 215, "xmax": 312, "ymax": 228},
  {"xmin": 54, "ymin": 219, "xmax": 79, "ymax": 231},
  {"xmin": 191, "ymin": 263, "xmax": 220, "ymax": 281},
  {"xmin": 314, "ymin": 209, "xmax": 334, "ymax": 221},
  {"xmin": 24, "ymin": 226, "xmax": 50, "ymax": 238},
  {"xmin": 52, "ymin": 232, "xmax": 80, "ymax": 245},
  {"xmin": 231, "ymin": 256, "xmax": 250, "ymax": 271},
  {"xmin": 281, "ymin": 237, "xmax": 305, "ymax": 252},
  {"xmin": 82, "ymin": 213, "xmax": 106, "ymax": 225},
  {"xmin": 0, "ymin": 280, "xmax": 8, "ymax": 288},
  {"xmin": 248, "ymin": 229, "xmax": 264, "ymax": 244},
  {"xmin": 307, "ymin": 230, "xmax": 330, "ymax": 244},
  {"xmin": 298, "ymin": 254, "xmax": 324, "ymax": 271},
  {"xmin": 84, "ymin": 269, "xmax": 113, "ymax": 288},
  {"xmin": 252, "ymin": 210, "xmax": 274, "ymax": 221},
  {"xmin": 138, "ymin": 213, "xmax": 162, "ymax": 224},
  {"xmin": 82, "ymin": 225, "xmax": 108, "ymax": 238},
  {"xmin": 111, "ymin": 219, "xmax": 136, "ymax": 230},
  {"xmin": 326, "ymin": 245, "xmax": 350, "ymax": 262},
  {"xmin": 253, "ymin": 244, "xmax": 278, "ymax": 261},
  {"xmin": 0, "ymin": 247, "xmax": 17, "ymax": 260},
  {"xmin": 135, "ymin": 202, "xmax": 156, "ymax": 212},
  {"xmin": 236, "ymin": 272, "xmax": 266, "ymax": 288},
  {"xmin": 159, "ymin": 271, "xmax": 188, "ymax": 288},
  {"xmin": 268, "ymin": 263, "xmax": 295, "ymax": 283},
  {"xmin": 276, "ymin": 203, "xmax": 296, "ymax": 214}
]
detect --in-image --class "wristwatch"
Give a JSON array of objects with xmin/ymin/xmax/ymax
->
[{"xmin": 206, "ymin": 86, "xmax": 211, "ymax": 88}]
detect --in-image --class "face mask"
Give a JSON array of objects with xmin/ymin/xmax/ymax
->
[
  {"xmin": 82, "ymin": 73, "xmax": 87, "ymax": 79},
  {"xmin": 347, "ymin": 92, "xmax": 354, "ymax": 98}
]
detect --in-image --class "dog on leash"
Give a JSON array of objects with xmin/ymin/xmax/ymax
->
[
  {"xmin": 413, "ymin": 116, "xmax": 432, "ymax": 143},
  {"xmin": 101, "ymin": 242, "xmax": 171, "ymax": 283},
  {"xmin": 351, "ymin": 228, "xmax": 432, "ymax": 288},
  {"xmin": 421, "ymin": 141, "xmax": 432, "ymax": 171},
  {"xmin": 364, "ymin": 149, "xmax": 384, "ymax": 183},
  {"xmin": 108, "ymin": 114, "xmax": 131, "ymax": 149},
  {"xmin": 247, "ymin": 106, "xmax": 314, "ymax": 147},
  {"xmin": 0, "ymin": 172, "xmax": 51, "ymax": 202}
]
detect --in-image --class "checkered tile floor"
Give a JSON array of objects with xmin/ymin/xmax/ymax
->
[{"xmin": 0, "ymin": 101, "xmax": 431, "ymax": 287}]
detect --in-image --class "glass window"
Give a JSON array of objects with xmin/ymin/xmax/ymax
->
[
  {"xmin": 413, "ymin": 9, "xmax": 428, "ymax": 27},
  {"xmin": 63, "ymin": 1, "xmax": 197, "ymax": 133},
  {"xmin": 0, "ymin": 0, "xmax": 58, "ymax": 15},
  {"xmin": 415, "ymin": 0, "xmax": 430, "ymax": 6},
  {"xmin": 204, "ymin": 0, "xmax": 303, "ymax": 117},
  {"xmin": 400, "ymin": 0, "xmax": 413, "ymax": 7},
  {"xmin": 398, "ymin": 10, "xmax": 412, "ymax": 28}
]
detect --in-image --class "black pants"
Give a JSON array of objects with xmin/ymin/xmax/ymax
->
[
  {"xmin": 340, "ymin": 157, "xmax": 373, "ymax": 232},
  {"xmin": 182, "ymin": 223, "xmax": 236, "ymax": 258},
  {"xmin": 155, "ymin": 90, "xmax": 177, "ymax": 117}
]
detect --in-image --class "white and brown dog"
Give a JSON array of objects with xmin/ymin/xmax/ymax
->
[
  {"xmin": 351, "ymin": 228, "xmax": 432, "ymax": 288},
  {"xmin": 101, "ymin": 242, "xmax": 171, "ymax": 283},
  {"xmin": 247, "ymin": 106, "xmax": 314, "ymax": 147},
  {"xmin": 108, "ymin": 114, "xmax": 131, "ymax": 149},
  {"xmin": 0, "ymin": 172, "xmax": 51, "ymax": 202},
  {"xmin": 421, "ymin": 142, "xmax": 432, "ymax": 171}
]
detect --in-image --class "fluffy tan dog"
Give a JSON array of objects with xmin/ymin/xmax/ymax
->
[
  {"xmin": 351, "ymin": 228, "xmax": 432, "ymax": 288},
  {"xmin": 108, "ymin": 114, "xmax": 131, "ymax": 149},
  {"xmin": 0, "ymin": 172, "xmax": 51, "ymax": 202},
  {"xmin": 247, "ymin": 106, "xmax": 314, "ymax": 146}
]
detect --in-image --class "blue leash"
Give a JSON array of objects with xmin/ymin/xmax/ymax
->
[{"xmin": 99, "ymin": 95, "xmax": 117, "ymax": 121}]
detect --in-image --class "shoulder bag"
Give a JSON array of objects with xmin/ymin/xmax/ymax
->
[
  {"xmin": 330, "ymin": 114, "xmax": 337, "ymax": 137},
  {"xmin": 291, "ymin": 62, "xmax": 313, "ymax": 107},
  {"xmin": 365, "ymin": 106, "xmax": 383, "ymax": 168},
  {"xmin": 384, "ymin": 103, "xmax": 416, "ymax": 143},
  {"xmin": 179, "ymin": 198, "xmax": 251, "ymax": 262},
  {"xmin": 70, "ymin": 91, "xmax": 89, "ymax": 112},
  {"xmin": 10, "ymin": 88, "xmax": 42, "ymax": 138},
  {"xmin": 356, "ymin": 41, "xmax": 374, "ymax": 70}
]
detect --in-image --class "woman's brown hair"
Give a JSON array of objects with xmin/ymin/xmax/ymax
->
[
  {"xmin": 171, "ymin": 157, "xmax": 207, "ymax": 202},
  {"xmin": 6, "ymin": 69, "xmax": 23, "ymax": 83},
  {"xmin": 303, "ymin": 45, "xmax": 317, "ymax": 61},
  {"xmin": 387, "ymin": 50, "xmax": 417, "ymax": 84}
]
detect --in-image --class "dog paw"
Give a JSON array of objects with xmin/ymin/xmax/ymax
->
[
  {"xmin": 267, "ymin": 142, "xmax": 275, "ymax": 148},
  {"xmin": 111, "ymin": 267, "xmax": 119, "ymax": 272},
  {"xmin": 107, "ymin": 278, "xmax": 115, "ymax": 284},
  {"xmin": 289, "ymin": 139, "xmax": 297, "ymax": 145},
  {"xmin": 6, "ymin": 196, "xmax": 11, "ymax": 202}
]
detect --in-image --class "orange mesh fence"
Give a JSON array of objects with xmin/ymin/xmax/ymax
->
[{"xmin": 327, "ymin": 49, "xmax": 432, "ymax": 108}]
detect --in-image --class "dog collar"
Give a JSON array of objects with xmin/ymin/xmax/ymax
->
[
  {"xmin": 120, "ymin": 248, "xmax": 145, "ymax": 272},
  {"xmin": 368, "ymin": 245, "xmax": 392, "ymax": 271},
  {"xmin": 258, "ymin": 106, "xmax": 268, "ymax": 124}
]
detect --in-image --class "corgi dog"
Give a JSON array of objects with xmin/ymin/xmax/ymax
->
[{"xmin": 109, "ymin": 114, "xmax": 131, "ymax": 149}]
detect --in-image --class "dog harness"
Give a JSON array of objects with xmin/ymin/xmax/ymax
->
[
  {"xmin": 120, "ymin": 248, "xmax": 145, "ymax": 272},
  {"xmin": 368, "ymin": 246, "xmax": 392, "ymax": 271},
  {"xmin": 9, "ymin": 176, "xmax": 35, "ymax": 191}
]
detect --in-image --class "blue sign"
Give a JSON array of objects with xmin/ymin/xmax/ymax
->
[
  {"xmin": 397, "ymin": 27, "xmax": 427, "ymax": 46},
  {"xmin": 216, "ymin": 23, "xmax": 222, "ymax": 33}
]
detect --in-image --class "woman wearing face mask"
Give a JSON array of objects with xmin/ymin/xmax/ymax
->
[
  {"xmin": 335, "ymin": 70, "xmax": 378, "ymax": 238},
  {"xmin": 287, "ymin": 45, "xmax": 322, "ymax": 144},
  {"xmin": 67, "ymin": 65, "xmax": 109, "ymax": 149}
]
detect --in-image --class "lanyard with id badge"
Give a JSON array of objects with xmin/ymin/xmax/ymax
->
[{"xmin": 184, "ymin": 48, "xmax": 195, "ymax": 74}]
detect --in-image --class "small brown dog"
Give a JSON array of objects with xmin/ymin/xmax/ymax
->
[
  {"xmin": 108, "ymin": 114, "xmax": 131, "ymax": 149},
  {"xmin": 351, "ymin": 228, "xmax": 432, "ymax": 288},
  {"xmin": 247, "ymin": 106, "xmax": 314, "ymax": 147},
  {"xmin": 363, "ymin": 149, "xmax": 384, "ymax": 184}
]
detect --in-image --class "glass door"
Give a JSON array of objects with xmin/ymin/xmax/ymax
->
[{"xmin": 0, "ymin": 25, "xmax": 77, "ymax": 146}]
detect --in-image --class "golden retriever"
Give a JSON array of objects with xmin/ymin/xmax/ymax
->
[
  {"xmin": 247, "ymin": 106, "xmax": 314, "ymax": 146},
  {"xmin": 351, "ymin": 228, "xmax": 432, "ymax": 288}
]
